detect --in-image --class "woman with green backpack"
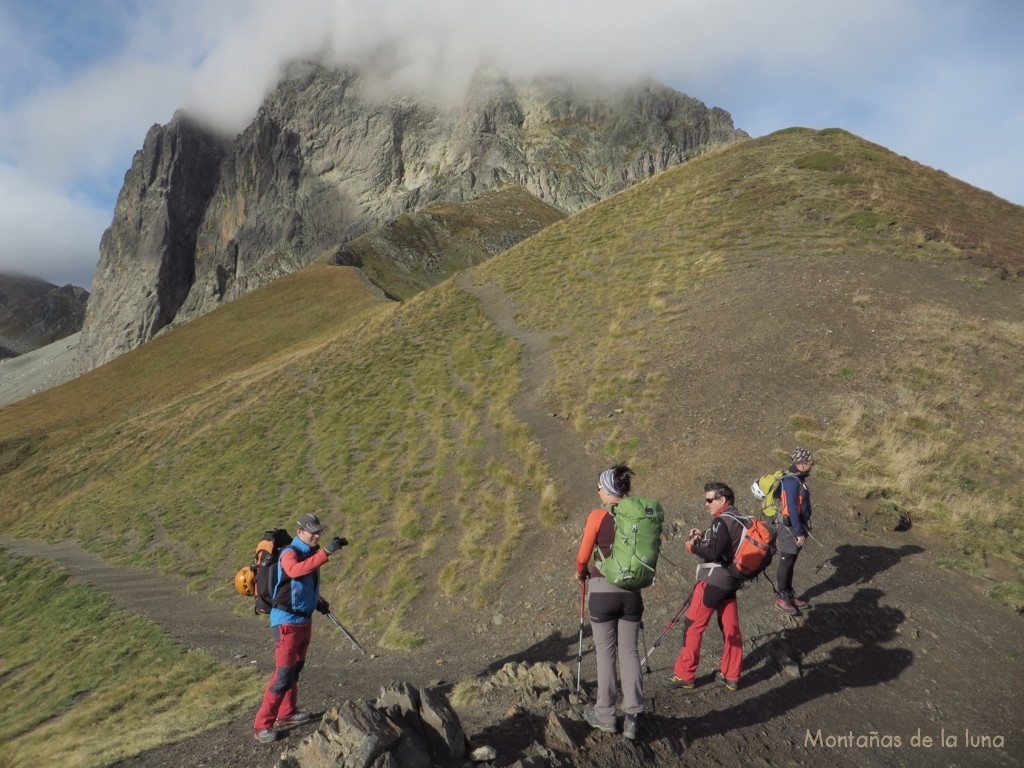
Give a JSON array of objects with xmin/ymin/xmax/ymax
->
[{"xmin": 575, "ymin": 463, "xmax": 656, "ymax": 741}]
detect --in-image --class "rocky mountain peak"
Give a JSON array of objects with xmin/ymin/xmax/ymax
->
[{"xmin": 77, "ymin": 63, "xmax": 747, "ymax": 371}]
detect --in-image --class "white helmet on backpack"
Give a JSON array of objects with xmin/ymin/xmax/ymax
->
[{"xmin": 751, "ymin": 480, "xmax": 767, "ymax": 500}]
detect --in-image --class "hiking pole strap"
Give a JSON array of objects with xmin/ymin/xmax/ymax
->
[{"xmin": 326, "ymin": 611, "xmax": 367, "ymax": 655}]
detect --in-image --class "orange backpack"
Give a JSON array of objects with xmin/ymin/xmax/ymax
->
[{"xmin": 721, "ymin": 513, "xmax": 776, "ymax": 580}]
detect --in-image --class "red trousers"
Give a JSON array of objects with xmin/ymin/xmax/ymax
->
[
  {"xmin": 253, "ymin": 623, "xmax": 312, "ymax": 731},
  {"xmin": 671, "ymin": 580, "xmax": 742, "ymax": 683}
]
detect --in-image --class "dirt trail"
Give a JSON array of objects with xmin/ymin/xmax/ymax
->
[
  {"xmin": 6, "ymin": 271, "xmax": 1024, "ymax": 767},
  {"xmin": 456, "ymin": 271, "xmax": 597, "ymax": 510}
]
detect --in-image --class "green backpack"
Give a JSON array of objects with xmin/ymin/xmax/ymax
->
[
  {"xmin": 751, "ymin": 470, "xmax": 797, "ymax": 519},
  {"xmin": 594, "ymin": 496, "xmax": 665, "ymax": 589}
]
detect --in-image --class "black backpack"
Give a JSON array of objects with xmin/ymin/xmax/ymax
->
[{"xmin": 233, "ymin": 529, "xmax": 297, "ymax": 615}]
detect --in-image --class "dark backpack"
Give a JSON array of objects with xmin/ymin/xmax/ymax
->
[
  {"xmin": 594, "ymin": 496, "xmax": 665, "ymax": 590},
  {"xmin": 720, "ymin": 513, "xmax": 776, "ymax": 580},
  {"xmin": 233, "ymin": 529, "xmax": 297, "ymax": 615}
]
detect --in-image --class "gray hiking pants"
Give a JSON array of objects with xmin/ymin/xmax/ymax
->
[{"xmin": 589, "ymin": 578, "xmax": 644, "ymax": 724}]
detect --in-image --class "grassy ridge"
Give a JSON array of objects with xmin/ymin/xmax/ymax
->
[
  {"xmin": 0, "ymin": 550, "xmax": 261, "ymax": 767},
  {"xmin": 0, "ymin": 265, "xmax": 388, "ymax": 442},
  {"xmin": 475, "ymin": 127, "xmax": 1023, "ymax": 603}
]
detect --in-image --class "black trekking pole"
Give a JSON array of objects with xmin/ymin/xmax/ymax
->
[
  {"xmin": 640, "ymin": 594, "xmax": 691, "ymax": 668},
  {"xmin": 638, "ymin": 620, "xmax": 656, "ymax": 715},
  {"xmin": 639, "ymin": 621, "xmax": 652, "ymax": 676},
  {"xmin": 576, "ymin": 578, "xmax": 587, "ymax": 692},
  {"xmin": 326, "ymin": 611, "xmax": 367, "ymax": 655}
]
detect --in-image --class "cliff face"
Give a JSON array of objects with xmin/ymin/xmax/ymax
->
[
  {"xmin": 78, "ymin": 64, "xmax": 746, "ymax": 370},
  {"xmin": 77, "ymin": 114, "xmax": 226, "ymax": 369},
  {"xmin": 0, "ymin": 274, "xmax": 88, "ymax": 357}
]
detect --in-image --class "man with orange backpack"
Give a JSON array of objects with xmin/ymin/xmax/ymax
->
[
  {"xmin": 659, "ymin": 482, "xmax": 750, "ymax": 692},
  {"xmin": 774, "ymin": 447, "xmax": 815, "ymax": 616}
]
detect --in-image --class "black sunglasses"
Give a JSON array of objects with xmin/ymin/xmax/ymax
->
[{"xmin": 704, "ymin": 496, "xmax": 718, "ymax": 504}]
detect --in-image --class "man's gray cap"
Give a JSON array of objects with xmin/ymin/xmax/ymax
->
[{"xmin": 297, "ymin": 513, "xmax": 325, "ymax": 534}]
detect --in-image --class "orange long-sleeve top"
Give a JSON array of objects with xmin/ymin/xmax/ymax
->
[
  {"xmin": 280, "ymin": 547, "xmax": 329, "ymax": 577},
  {"xmin": 576, "ymin": 508, "xmax": 614, "ymax": 578}
]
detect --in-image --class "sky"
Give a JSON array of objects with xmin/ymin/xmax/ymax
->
[{"xmin": 1, "ymin": 1, "xmax": 1022, "ymax": 290}]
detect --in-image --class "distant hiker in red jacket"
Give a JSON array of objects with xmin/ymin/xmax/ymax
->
[
  {"xmin": 660, "ymin": 482, "xmax": 744, "ymax": 691},
  {"xmin": 253, "ymin": 513, "xmax": 347, "ymax": 744},
  {"xmin": 575, "ymin": 464, "xmax": 644, "ymax": 741},
  {"xmin": 775, "ymin": 447, "xmax": 815, "ymax": 616}
]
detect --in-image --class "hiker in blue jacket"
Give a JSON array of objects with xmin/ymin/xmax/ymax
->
[
  {"xmin": 253, "ymin": 513, "xmax": 346, "ymax": 744},
  {"xmin": 775, "ymin": 447, "xmax": 814, "ymax": 615}
]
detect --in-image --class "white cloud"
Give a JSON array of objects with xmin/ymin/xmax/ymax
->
[{"xmin": 0, "ymin": 164, "xmax": 108, "ymax": 289}]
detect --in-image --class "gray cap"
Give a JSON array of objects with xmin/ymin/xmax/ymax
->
[{"xmin": 297, "ymin": 513, "xmax": 325, "ymax": 534}]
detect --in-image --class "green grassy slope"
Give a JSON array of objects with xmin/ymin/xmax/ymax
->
[
  {"xmin": 0, "ymin": 552, "xmax": 261, "ymax": 767},
  {"xmin": 3, "ymin": 128, "xmax": 1022, "ymax": 606},
  {"xmin": 0, "ymin": 127, "xmax": 1021, "ymax": 763}
]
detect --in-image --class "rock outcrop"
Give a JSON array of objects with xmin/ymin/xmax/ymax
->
[
  {"xmin": 278, "ymin": 663, "xmax": 696, "ymax": 768},
  {"xmin": 78, "ymin": 63, "xmax": 747, "ymax": 370},
  {"xmin": 0, "ymin": 274, "xmax": 88, "ymax": 357},
  {"xmin": 279, "ymin": 682, "xmax": 469, "ymax": 768}
]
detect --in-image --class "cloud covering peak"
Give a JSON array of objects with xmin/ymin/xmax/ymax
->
[{"xmin": 1, "ymin": 0, "xmax": 1021, "ymax": 288}]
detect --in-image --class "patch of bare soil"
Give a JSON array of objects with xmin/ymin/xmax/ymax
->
[{"xmin": 8, "ymin": 257, "xmax": 1023, "ymax": 767}]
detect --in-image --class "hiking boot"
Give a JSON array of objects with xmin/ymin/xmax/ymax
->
[
  {"xmin": 775, "ymin": 596, "xmax": 799, "ymax": 616},
  {"xmin": 714, "ymin": 671, "xmax": 739, "ymax": 691},
  {"xmin": 623, "ymin": 713, "xmax": 639, "ymax": 741},
  {"xmin": 583, "ymin": 708, "xmax": 617, "ymax": 733},
  {"xmin": 254, "ymin": 729, "xmax": 277, "ymax": 744},
  {"xmin": 275, "ymin": 711, "xmax": 316, "ymax": 726},
  {"xmin": 790, "ymin": 594, "xmax": 810, "ymax": 609},
  {"xmin": 658, "ymin": 674, "xmax": 694, "ymax": 689}
]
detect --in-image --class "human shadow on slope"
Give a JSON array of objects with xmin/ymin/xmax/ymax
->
[
  {"xmin": 802, "ymin": 543, "xmax": 925, "ymax": 602},
  {"xmin": 683, "ymin": 587, "xmax": 913, "ymax": 745}
]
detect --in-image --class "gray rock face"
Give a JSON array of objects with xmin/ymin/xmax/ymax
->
[
  {"xmin": 0, "ymin": 273, "xmax": 88, "ymax": 357},
  {"xmin": 77, "ymin": 114, "xmax": 226, "ymax": 369},
  {"xmin": 78, "ymin": 63, "xmax": 746, "ymax": 370}
]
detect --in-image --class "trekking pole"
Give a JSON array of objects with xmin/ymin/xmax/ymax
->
[
  {"xmin": 639, "ymin": 621, "xmax": 652, "ymax": 676},
  {"xmin": 639, "ymin": 595, "xmax": 692, "ymax": 668},
  {"xmin": 576, "ymin": 578, "xmax": 587, "ymax": 692},
  {"xmin": 804, "ymin": 531, "xmax": 826, "ymax": 548},
  {"xmin": 638, "ymin": 620, "xmax": 655, "ymax": 715},
  {"xmin": 325, "ymin": 611, "xmax": 367, "ymax": 655}
]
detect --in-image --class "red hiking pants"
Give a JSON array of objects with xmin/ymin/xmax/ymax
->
[
  {"xmin": 671, "ymin": 580, "xmax": 742, "ymax": 683},
  {"xmin": 253, "ymin": 623, "xmax": 312, "ymax": 731}
]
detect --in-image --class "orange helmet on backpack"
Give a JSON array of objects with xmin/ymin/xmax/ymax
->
[{"xmin": 234, "ymin": 565, "xmax": 257, "ymax": 596}]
